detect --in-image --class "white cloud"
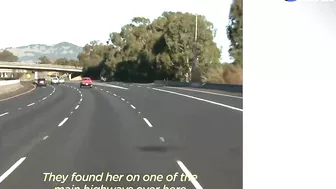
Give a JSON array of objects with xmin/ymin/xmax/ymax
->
[{"xmin": 0, "ymin": 0, "xmax": 233, "ymax": 62}]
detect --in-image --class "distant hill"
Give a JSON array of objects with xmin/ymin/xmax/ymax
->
[{"xmin": 0, "ymin": 42, "xmax": 83, "ymax": 62}]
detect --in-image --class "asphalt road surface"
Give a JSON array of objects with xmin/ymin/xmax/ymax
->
[{"xmin": 0, "ymin": 82, "xmax": 242, "ymax": 189}]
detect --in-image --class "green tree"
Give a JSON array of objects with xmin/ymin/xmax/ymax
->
[
  {"xmin": 160, "ymin": 12, "xmax": 221, "ymax": 81},
  {"xmin": 227, "ymin": 0, "xmax": 243, "ymax": 67},
  {"xmin": 38, "ymin": 56, "xmax": 51, "ymax": 64},
  {"xmin": 80, "ymin": 12, "xmax": 221, "ymax": 82},
  {"xmin": 53, "ymin": 58, "xmax": 81, "ymax": 66},
  {"xmin": 0, "ymin": 50, "xmax": 19, "ymax": 62}
]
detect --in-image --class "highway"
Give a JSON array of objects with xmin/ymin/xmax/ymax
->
[{"xmin": 0, "ymin": 81, "xmax": 242, "ymax": 189}]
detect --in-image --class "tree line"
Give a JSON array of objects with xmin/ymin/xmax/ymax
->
[
  {"xmin": 38, "ymin": 56, "xmax": 82, "ymax": 67},
  {"xmin": 3, "ymin": 0, "xmax": 243, "ymax": 84},
  {"xmin": 77, "ymin": 7, "xmax": 242, "ymax": 84},
  {"xmin": 0, "ymin": 50, "xmax": 19, "ymax": 62}
]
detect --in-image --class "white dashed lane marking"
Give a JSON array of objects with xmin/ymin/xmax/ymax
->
[
  {"xmin": 121, "ymin": 98, "xmax": 125, "ymax": 101},
  {"xmin": 160, "ymin": 137, "xmax": 165, "ymax": 142},
  {"xmin": 0, "ymin": 112, "xmax": 9, "ymax": 117},
  {"xmin": 131, "ymin": 105, "xmax": 136, "ymax": 109},
  {"xmin": 42, "ymin": 97, "xmax": 47, "ymax": 100},
  {"xmin": 75, "ymin": 105, "xmax": 79, "ymax": 110},
  {"xmin": 43, "ymin": 136, "xmax": 48, "ymax": 140},
  {"xmin": 176, "ymin": 160, "xmax": 203, "ymax": 189},
  {"xmin": 58, "ymin": 117, "xmax": 69, "ymax": 127},
  {"xmin": 143, "ymin": 118, "xmax": 153, "ymax": 127},
  {"xmin": 27, "ymin": 103, "xmax": 35, "ymax": 107},
  {"xmin": 0, "ymin": 157, "xmax": 26, "ymax": 183},
  {"xmin": 113, "ymin": 94, "xmax": 117, "ymax": 96}
]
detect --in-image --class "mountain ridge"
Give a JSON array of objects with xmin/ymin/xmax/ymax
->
[{"xmin": 0, "ymin": 42, "xmax": 83, "ymax": 63}]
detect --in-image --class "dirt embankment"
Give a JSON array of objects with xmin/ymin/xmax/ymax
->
[{"xmin": 0, "ymin": 82, "xmax": 35, "ymax": 101}]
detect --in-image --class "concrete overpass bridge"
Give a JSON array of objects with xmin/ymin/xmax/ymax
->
[{"xmin": 0, "ymin": 61, "xmax": 83, "ymax": 80}]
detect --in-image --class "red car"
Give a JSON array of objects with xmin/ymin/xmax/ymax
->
[{"xmin": 80, "ymin": 77, "xmax": 93, "ymax": 88}]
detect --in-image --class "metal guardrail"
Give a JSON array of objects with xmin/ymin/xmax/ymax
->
[
  {"xmin": 154, "ymin": 80, "xmax": 243, "ymax": 93},
  {"xmin": 0, "ymin": 79, "xmax": 20, "ymax": 86}
]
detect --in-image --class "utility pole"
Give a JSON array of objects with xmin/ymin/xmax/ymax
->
[
  {"xmin": 193, "ymin": 14, "xmax": 198, "ymax": 70},
  {"xmin": 191, "ymin": 14, "xmax": 201, "ymax": 83}
]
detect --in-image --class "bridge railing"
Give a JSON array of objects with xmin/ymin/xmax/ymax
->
[
  {"xmin": 0, "ymin": 61, "xmax": 83, "ymax": 70},
  {"xmin": 0, "ymin": 61, "xmax": 83, "ymax": 72}
]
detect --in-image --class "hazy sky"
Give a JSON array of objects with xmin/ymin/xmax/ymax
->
[{"xmin": 0, "ymin": 0, "xmax": 232, "ymax": 62}]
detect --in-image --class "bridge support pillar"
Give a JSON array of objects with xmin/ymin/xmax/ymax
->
[
  {"xmin": 34, "ymin": 71, "xmax": 38, "ymax": 79},
  {"xmin": 69, "ymin": 73, "xmax": 72, "ymax": 81}
]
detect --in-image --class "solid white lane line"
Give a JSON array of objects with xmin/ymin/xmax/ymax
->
[
  {"xmin": 0, "ymin": 112, "xmax": 9, "ymax": 117},
  {"xmin": 58, "ymin": 117, "xmax": 69, "ymax": 127},
  {"xmin": 152, "ymin": 88, "xmax": 243, "ymax": 112},
  {"xmin": 131, "ymin": 105, "xmax": 136, "ymax": 109},
  {"xmin": 121, "ymin": 98, "xmax": 125, "ymax": 101},
  {"xmin": 27, "ymin": 103, "xmax": 35, "ymax": 107},
  {"xmin": 165, "ymin": 86, "xmax": 243, "ymax": 99},
  {"xmin": 0, "ymin": 157, "xmax": 26, "ymax": 183},
  {"xmin": 143, "ymin": 118, "xmax": 153, "ymax": 127},
  {"xmin": 75, "ymin": 105, "xmax": 79, "ymax": 109},
  {"xmin": 160, "ymin": 137, "xmax": 165, "ymax": 142},
  {"xmin": 43, "ymin": 136, "xmax": 48, "ymax": 140},
  {"xmin": 95, "ymin": 83, "xmax": 129, "ymax": 90},
  {"xmin": 42, "ymin": 97, "xmax": 47, "ymax": 100},
  {"xmin": 176, "ymin": 160, "xmax": 203, "ymax": 189}
]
